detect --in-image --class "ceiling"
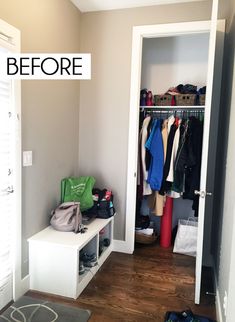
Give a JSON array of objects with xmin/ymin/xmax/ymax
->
[{"xmin": 70, "ymin": 0, "xmax": 205, "ymax": 13}]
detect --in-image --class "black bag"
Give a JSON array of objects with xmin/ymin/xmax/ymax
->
[
  {"xmin": 82, "ymin": 189, "xmax": 115, "ymax": 219},
  {"xmin": 135, "ymin": 214, "xmax": 150, "ymax": 229},
  {"xmin": 164, "ymin": 310, "xmax": 215, "ymax": 322}
]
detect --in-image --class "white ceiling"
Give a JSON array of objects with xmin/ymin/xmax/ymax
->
[{"xmin": 70, "ymin": 0, "xmax": 205, "ymax": 13}]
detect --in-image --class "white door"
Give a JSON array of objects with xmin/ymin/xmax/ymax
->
[
  {"xmin": 126, "ymin": 14, "xmax": 222, "ymax": 306},
  {"xmin": 194, "ymin": 0, "xmax": 220, "ymax": 304},
  {"xmin": 0, "ymin": 19, "xmax": 21, "ymax": 310},
  {"xmin": 0, "ymin": 74, "xmax": 14, "ymax": 310}
]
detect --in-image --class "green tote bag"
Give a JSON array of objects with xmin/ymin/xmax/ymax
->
[{"xmin": 61, "ymin": 176, "xmax": 95, "ymax": 212}]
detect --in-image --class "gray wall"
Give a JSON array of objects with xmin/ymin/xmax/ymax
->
[{"xmin": 0, "ymin": 0, "xmax": 81, "ymax": 277}]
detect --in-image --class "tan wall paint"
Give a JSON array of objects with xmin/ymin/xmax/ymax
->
[
  {"xmin": 79, "ymin": 1, "xmax": 215, "ymax": 240},
  {"xmin": 0, "ymin": 0, "xmax": 81, "ymax": 277}
]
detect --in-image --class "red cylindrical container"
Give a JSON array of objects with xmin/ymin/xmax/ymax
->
[{"xmin": 160, "ymin": 196, "xmax": 173, "ymax": 248}]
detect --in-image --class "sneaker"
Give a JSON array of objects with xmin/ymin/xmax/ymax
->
[
  {"xmin": 103, "ymin": 238, "xmax": 110, "ymax": 247},
  {"xmin": 79, "ymin": 261, "xmax": 85, "ymax": 275},
  {"xmin": 80, "ymin": 253, "xmax": 97, "ymax": 267},
  {"xmin": 80, "ymin": 252, "xmax": 96, "ymax": 261}
]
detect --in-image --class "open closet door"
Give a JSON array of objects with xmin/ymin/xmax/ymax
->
[{"xmin": 194, "ymin": 0, "xmax": 219, "ymax": 304}]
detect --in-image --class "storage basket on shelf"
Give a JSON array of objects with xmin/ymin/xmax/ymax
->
[
  {"xmin": 198, "ymin": 94, "xmax": 206, "ymax": 105},
  {"xmin": 135, "ymin": 231, "xmax": 158, "ymax": 244},
  {"xmin": 154, "ymin": 94, "xmax": 172, "ymax": 106},
  {"xmin": 175, "ymin": 94, "xmax": 196, "ymax": 106}
]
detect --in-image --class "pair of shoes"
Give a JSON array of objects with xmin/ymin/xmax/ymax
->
[
  {"xmin": 80, "ymin": 252, "xmax": 97, "ymax": 267},
  {"xmin": 79, "ymin": 261, "xmax": 85, "ymax": 275},
  {"xmin": 99, "ymin": 238, "xmax": 111, "ymax": 255},
  {"xmin": 100, "ymin": 238, "xmax": 110, "ymax": 248}
]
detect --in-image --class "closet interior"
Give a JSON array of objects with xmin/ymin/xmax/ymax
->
[{"xmin": 135, "ymin": 33, "xmax": 210, "ymax": 254}]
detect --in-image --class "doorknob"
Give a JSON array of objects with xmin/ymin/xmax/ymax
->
[
  {"xmin": 194, "ymin": 190, "xmax": 212, "ymax": 198},
  {"xmin": 6, "ymin": 186, "xmax": 14, "ymax": 194},
  {"xmin": 1, "ymin": 186, "xmax": 14, "ymax": 194}
]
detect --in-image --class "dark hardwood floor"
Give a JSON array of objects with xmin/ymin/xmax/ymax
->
[{"xmin": 27, "ymin": 242, "xmax": 216, "ymax": 321}]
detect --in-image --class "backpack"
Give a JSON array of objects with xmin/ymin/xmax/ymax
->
[
  {"xmin": 164, "ymin": 310, "xmax": 215, "ymax": 322},
  {"xmin": 50, "ymin": 202, "xmax": 82, "ymax": 233}
]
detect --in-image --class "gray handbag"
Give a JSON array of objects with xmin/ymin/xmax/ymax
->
[{"xmin": 50, "ymin": 202, "xmax": 82, "ymax": 233}]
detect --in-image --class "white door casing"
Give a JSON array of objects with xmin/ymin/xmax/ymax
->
[
  {"xmin": 126, "ymin": 20, "xmax": 213, "ymax": 254},
  {"xmin": 126, "ymin": 18, "xmax": 223, "ymax": 304}
]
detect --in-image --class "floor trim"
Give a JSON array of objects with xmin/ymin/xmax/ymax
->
[
  {"xmin": 213, "ymin": 264, "xmax": 223, "ymax": 322},
  {"xmin": 17, "ymin": 275, "xmax": 30, "ymax": 300},
  {"xmin": 113, "ymin": 239, "xmax": 133, "ymax": 254},
  {"xmin": 215, "ymin": 281, "xmax": 223, "ymax": 322}
]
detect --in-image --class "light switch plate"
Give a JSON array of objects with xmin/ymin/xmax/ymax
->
[{"xmin": 23, "ymin": 151, "xmax": 33, "ymax": 167}]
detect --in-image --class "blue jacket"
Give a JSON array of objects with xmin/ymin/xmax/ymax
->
[{"xmin": 145, "ymin": 119, "xmax": 164, "ymax": 191}]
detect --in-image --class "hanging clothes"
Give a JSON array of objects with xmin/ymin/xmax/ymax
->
[
  {"xmin": 136, "ymin": 109, "xmax": 204, "ymax": 222},
  {"xmin": 162, "ymin": 118, "xmax": 168, "ymax": 160},
  {"xmin": 173, "ymin": 120, "xmax": 189, "ymax": 193},
  {"xmin": 148, "ymin": 118, "xmax": 168, "ymax": 216},
  {"xmin": 136, "ymin": 115, "xmax": 149, "ymax": 220},
  {"xmin": 167, "ymin": 119, "xmax": 182, "ymax": 199},
  {"xmin": 167, "ymin": 119, "xmax": 181, "ymax": 183},
  {"xmin": 141, "ymin": 116, "xmax": 152, "ymax": 196},
  {"xmin": 182, "ymin": 116, "xmax": 203, "ymax": 216},
  {"xmin": 145, "ymin": 119, "xmax": 164, "ymax": 191},
  {"xmin": 172, "ymin": 116, "xmax": 203, "ymax": 215},
  {"xmin": 145, "ymin": 118, "xmax": 153, "ymax": 171},
  {"xmin": 159, "ymin": 117, "xmax": 177, "ymax": 195}
]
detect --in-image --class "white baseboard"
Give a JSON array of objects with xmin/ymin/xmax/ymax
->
[
  {"xmin": 21, "ymin": 275, "xmax": 30, "ymax": 295},
  {"xmin": 15, "ymin": 275, "xmax": 30, "ymax": 300},
  {"xmin": 213, "ymin": 262, "xmax": 223, "ymax": 322},
  {"xmin": 215, "ymin": 283, "xmax": 223, "ymax": 322},
  {"xmin": 14, "ymin": 274, "xmax": 30, "ymax": 300},
  {"xmin": 113, "ymin": 239, "xmax": 133, "ymax": 254}
]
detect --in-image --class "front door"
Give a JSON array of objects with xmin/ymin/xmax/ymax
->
[
  {"xmin": 0, "ymin": 18, "xmax": 21, "ymax": 310},
  {"xmin": 0, "ymin": 58, "xmax": 14, "ymax": 310}
]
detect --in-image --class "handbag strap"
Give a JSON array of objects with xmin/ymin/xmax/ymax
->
[{"xmin": 74, "ymin": 203, "xmax": 81, "ymax": 233}]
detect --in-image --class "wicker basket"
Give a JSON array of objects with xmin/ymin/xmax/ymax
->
[
  {"xmin": 175, "ymin": 94, "xmax": 196, "ymax": 106},
  {"xmin": 135, "ymin": 231, "xmax": 158, "ymax": 244},
  {"xmin": 198, "ymin": 94, "xmax": 206, "ymax": 106},
  {"xmin": 154, "ymin": 94, "xmax": 172, "ymax": 106}
]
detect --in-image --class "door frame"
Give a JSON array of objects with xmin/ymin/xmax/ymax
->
[
  {"xmin": 125, "ymin": 19, "xmax": 220, "ymax": 304},
  {"xmin": 0, "ymin": 18, "xmax": 22, "ymax": 300}
]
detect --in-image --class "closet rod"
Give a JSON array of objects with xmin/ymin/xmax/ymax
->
[
  {"xmin": 140, "ymin": 105, "xmax": 205, "ymax": 111},
  {"xmin": 144, "ymin": 109, "xmax": 204, "ymax": 114}
]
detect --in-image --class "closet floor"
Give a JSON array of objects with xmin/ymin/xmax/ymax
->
[{"xmin": 27, "ymin": 243, "xmax": 216, "ymax": 321}]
